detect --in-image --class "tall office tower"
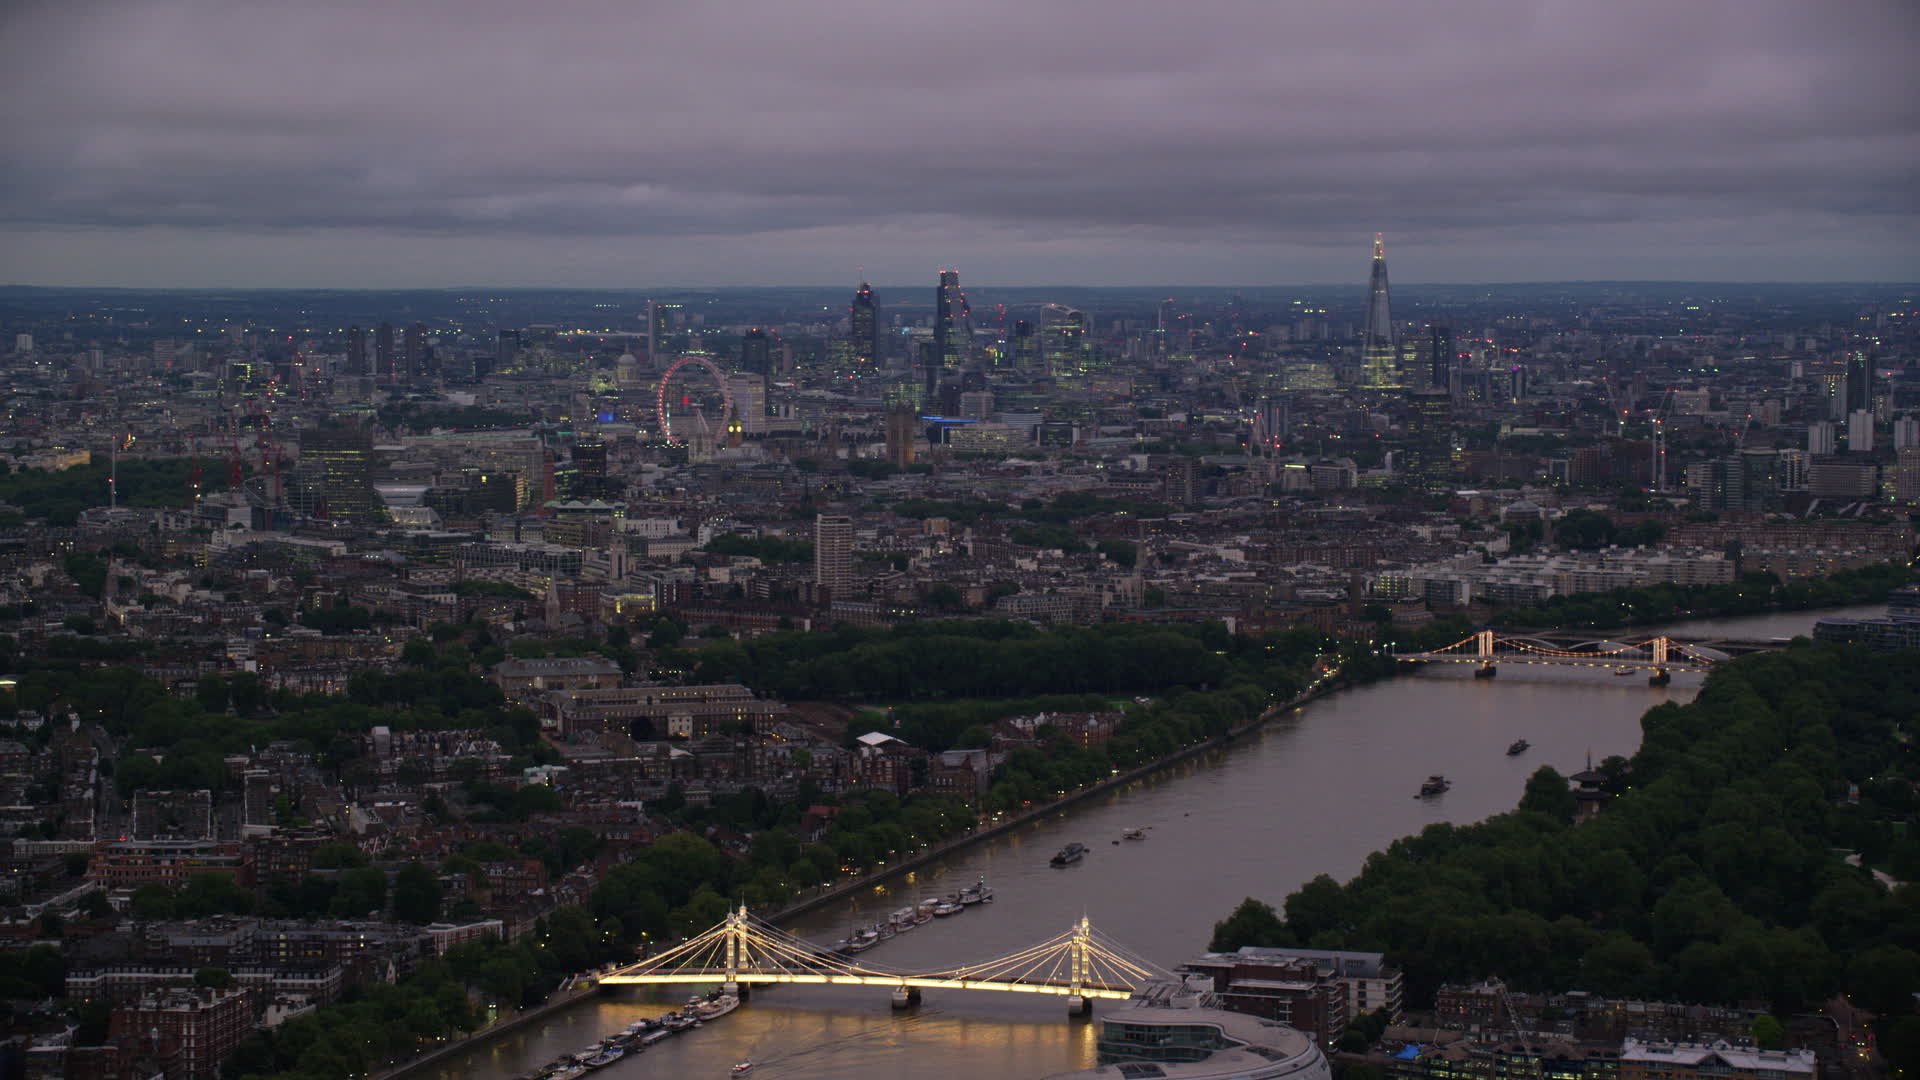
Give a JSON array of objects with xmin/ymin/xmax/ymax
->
[
  {"xmin": 645, "ymin": 301, "xmax": 684, "ymax": 361},
  {"xmin": 814, "ymin": 513, "xmax": 854, "ymax": 597},
  {"xmin": 1846, "ymin": 351, "xmax": 1870, "ymax": 414},
  {"xmin": 299, "ymin": 425, "xmax": 386, "ymax": 525},
  {"xmin": 849, "ymin": 282, "xmax": 881, "ymax": 367},
  {"xmin": 1808, "ymin": 421, "xmax": 1837, "ymax": 456},
  {"xmin": 1734, "ymin": 450, "xmax": 1783, "ymax": 512},
  {"xmin": 885, "ymin": 404, "xmax": 918, "ymax": 468},
  {"xmin": 1848, "ymin": 409, "xmax": 1875, "ymax": 454},
  {"xmin": 1428, "ymin": 323, "xmax": 1454, "ymax": 390},
  {"xmin": 1404, "ymin": 389, "xmax": 1455, "ymax": 488},
  {"xmin": 1155, "ymin": 298, "xmax": 1175, "ymax": 355},
  {"xmin": 1041, "ymin": 305, "xmax": 1089, "ymax": 374},
  {"xmin": 375, "ymin": 322, "xmax": 396, "ymax": 380},
  {"xmin": 724, "ymin": 373, "xmax": 768, "ymax": 434},
  {"xmin": 1360, "ymin": 234, "xmax": 1401, "ymax": 389},
  {"xmin": 567, "ymin": 438, "xmax": 608, "ymax": 498},
  {"xmin": 345, "ymin": 326, "xmax": 368, "ymax": 375},
  {"xmin": 403, "ymin": 323, "xmax": 426, "ymax": 376},
  {"xmin": 494, "ymin": 329, "xmax": 519, "ymax": 377},
  {"xmin": 740, "ymin": 328, "xmax": 772, "ymax": 376},
  {"xmin": 934, "ymin": 269, "xmax": 972, "ymax": 371},
  {"xmin": 1009, "ymin": 320, "xmax": 1040, "ymax": 371}
]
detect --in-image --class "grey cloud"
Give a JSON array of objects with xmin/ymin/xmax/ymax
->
[{"xmin": 1, "ymin": 0, "xmax": 1916, "ymax": 284}]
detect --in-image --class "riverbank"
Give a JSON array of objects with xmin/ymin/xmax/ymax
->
[
  {"xmin": 376, "ymin": 665, "xmax": 1353, "ymax": 1079},
  {"xmin": 761, "ymin": 663, "xmax": 1351, "ymax": 928}
]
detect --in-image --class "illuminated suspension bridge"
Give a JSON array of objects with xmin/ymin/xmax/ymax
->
[
  {"xmin": 1391, "ymin": 630, "xmax": 1736, "ymax": 679},
  {"xmin": 595, "ymin": 907, "xmax": 1170, "ymax": 1014}
]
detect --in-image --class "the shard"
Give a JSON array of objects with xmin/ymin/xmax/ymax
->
[{"xmin": 1361, "ymin": 233, "xmax": 1402, "ymax": 390}]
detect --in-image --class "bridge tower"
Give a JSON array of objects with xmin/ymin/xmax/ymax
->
[
  {"xmin": 1475, "ymin": 630, "xmax": 1497, "ymax": 679},
  {"xmin": 1649, "ymin": 637, "xmax": 1671, "ymax": 686},
  {"xmin": 723, "ymin": 904, "xmax": 744, "ymax": 997},
  {"xmin": 1066, "ymin": 915, "xmax": 1093, "ymax": 1016}
]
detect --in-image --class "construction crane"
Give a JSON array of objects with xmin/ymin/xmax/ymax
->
[
  {"xmin": 1650, "ymin": 388, "xmax": 1674, "ymax": 494},
  {"xmin": 248, "ymin": 398, "xmax": 282, "ymax": 504},
  {"xmin": 1502, "ymin": 983, "xmax": 1544, "ymax": 1080}
]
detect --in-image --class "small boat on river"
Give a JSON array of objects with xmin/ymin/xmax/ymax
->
[
  {"xmin": 1050, "ymin": 842, "xmax": 1087, "ymax": 867},
  {"xmin": 1418, "ymin": 775, "xmax": 1451, "ymax": 798},
  {"xmin": 1506, "ymin": 739, "xmax": 1529, "ymax": 756}
]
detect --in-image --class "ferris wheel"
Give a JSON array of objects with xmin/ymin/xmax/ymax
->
[{"xmin": 655, "ymin": 355, "xmax": 733, "ymax": 445}]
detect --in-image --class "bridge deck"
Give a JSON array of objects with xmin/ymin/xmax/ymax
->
[{"xmin": 597, "ymin": 971, "xmax": 1136, "ymax": 999}]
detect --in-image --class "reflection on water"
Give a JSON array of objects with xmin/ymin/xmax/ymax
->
[{"xmin": 443, "ymin": 606, "xmax": 1843, "ymax": 1080}]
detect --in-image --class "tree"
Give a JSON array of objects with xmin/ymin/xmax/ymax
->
[
  {"xmin": 393, "ymin": 861, "xmax": 444, "ymax": 925},
  {"xmin": 1848, "ymin": 945, "xmax": 1920, "ymax": 1016},
  {"xmin": 1519, "ymin": 765, "xmax": 1576, "ymax": 825},
  {"xmin": 194, "ymin": 967, "xmax": 234, "ymax": 990},
  {"xmin": 194, "ymin": 674, "xmax": 228, "ymax": 714},
  {"xmin": 1285, "ymin": 875, "xmax": 1346, "ymax": 943},
  {"xmin": 1210, "ymin": 897, "xmax": 1293, "ymax": 951},
  {"xmin": 1749, "ymin": 1015, "xmax": 1786, "ymax": 1051}
]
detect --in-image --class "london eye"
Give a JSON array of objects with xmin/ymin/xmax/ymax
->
[{"xmin": 655, "ymin": 355, "xmax": 733, "ymax": 445}]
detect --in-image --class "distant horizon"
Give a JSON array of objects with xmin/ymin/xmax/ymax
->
[{"xmin": 5, "ymin": 279, "xmax": 1915, "ymax": 294}]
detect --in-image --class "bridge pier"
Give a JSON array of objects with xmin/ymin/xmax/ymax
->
[
  {"xmin": 1474, "ymin": 662, "xmax": 1497, "ymax": 679},
  {"xmin": 1648, "ymin": 668, "xmax": 1670, "ymax": 687},
  {"xmin": 724, "ymin": 981, "xmax": 748, "ymax": 1000},
  {"xmin": 1066, "ymin": 994, "xmax": 1092, "ymax": 1017},
  {"xmin": 891, "ymin": 986, "xmax": 921, "ymax": 1010}
]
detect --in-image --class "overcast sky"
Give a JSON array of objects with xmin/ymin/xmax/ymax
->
[{"xmin": 2, "ymin": 0, "xmax": 1916, "ymax": 288}]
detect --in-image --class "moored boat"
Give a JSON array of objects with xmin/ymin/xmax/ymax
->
[
  {"xmin": 582, "ymin": 1046, "xmax": 625, "ymax": 1070},
  {"xmin": 933, "ymin": 899, "xmax": 962, "ymax": 917}
]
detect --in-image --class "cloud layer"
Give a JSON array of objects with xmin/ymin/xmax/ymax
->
[{"xmin": 3, "ymin": 0, "xmax": 1916, "ymax": 285}]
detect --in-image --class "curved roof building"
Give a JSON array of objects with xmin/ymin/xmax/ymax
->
[{"xmin": 1045, "ymin": 977, "xmax": 1333, "ymax": 1080}]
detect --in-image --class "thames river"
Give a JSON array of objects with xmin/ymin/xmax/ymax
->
[{"xmin": 435, "ymin": 604, "xmax": 1882, "ymax": 1080}]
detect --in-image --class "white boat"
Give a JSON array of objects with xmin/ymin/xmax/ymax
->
[
  {"xmin": 890, "ymin": 906, "xmax": 918, "ymax": 930},
  {"xmin": 732, "ymin": 1063, "xmax": 757, "ymax": 1075},
  {"xmin": 696, "ymin": 993, "xmax": 740, "ymax": 1020},
  {"xmin": 1122, "ymin": 827, "xmax": 1147, "ymax": 841},
  {"xmin": 933, "ymin": 899, "xmax": 962, "ymax": 917}
]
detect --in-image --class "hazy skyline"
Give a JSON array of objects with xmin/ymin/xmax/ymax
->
[{"xmin": 3, "ymin": 0, "xmax": 1917, "ymax": 288}]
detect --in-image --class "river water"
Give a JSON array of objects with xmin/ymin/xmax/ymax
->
[{"xmin": 438, "ymin": 604, "xmax": 1886, "ymax": 1080}]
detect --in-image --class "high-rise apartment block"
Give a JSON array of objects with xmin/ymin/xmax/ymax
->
[{"xmin": 814, "ymin": 514, "xmax": 854, "ymax": 596}]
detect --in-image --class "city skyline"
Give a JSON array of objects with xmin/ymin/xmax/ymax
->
[{"xmin": 2, "ymin": 0, "xmax": 1917, "ymax": 289}]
